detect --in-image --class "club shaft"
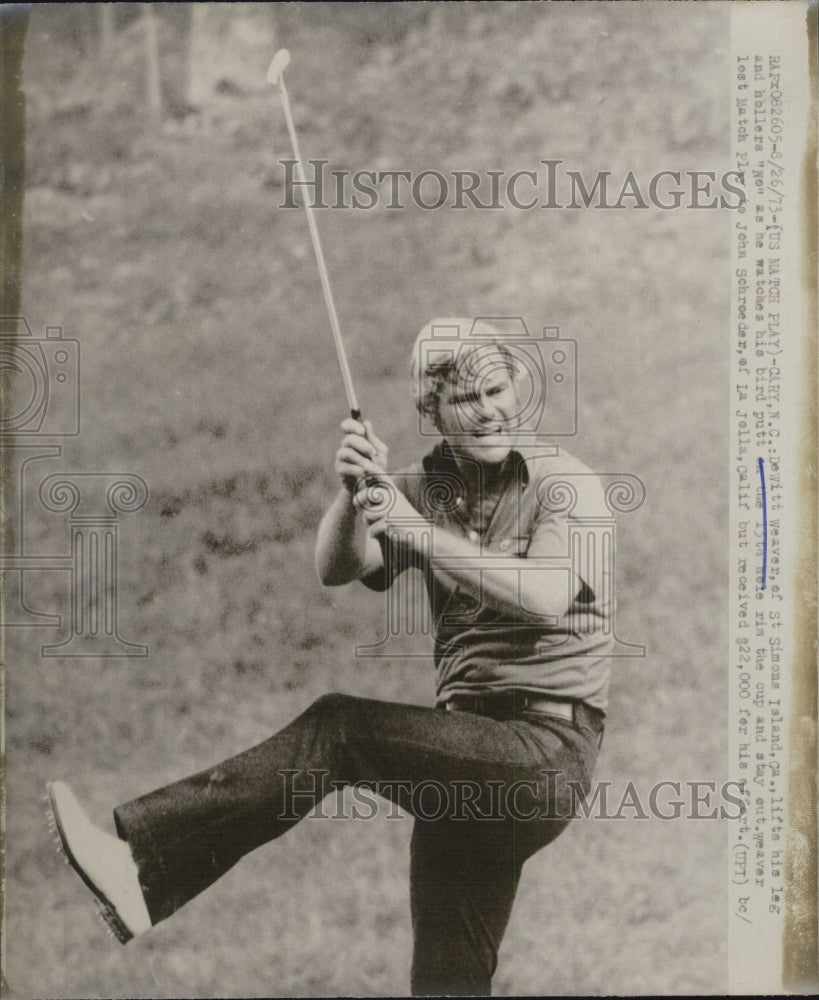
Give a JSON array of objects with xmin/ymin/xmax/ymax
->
[{"xmin": 277, "ymin": 76, "xmax": 360, "ymax": 417}]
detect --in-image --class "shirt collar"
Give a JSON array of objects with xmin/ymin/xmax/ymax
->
[{"xmin": 427, "ymin": 438, "xmax": 533, "ymax": 489}]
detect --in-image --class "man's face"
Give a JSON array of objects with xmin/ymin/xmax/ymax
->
[{"xmin": 434, "ymin": 352, "xmax": 521, "ymax": 466}]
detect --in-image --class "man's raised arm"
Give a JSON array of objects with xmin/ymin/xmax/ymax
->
[{"xmin": 354, "ymin": 482, "xmax": 581, "ymax": 623}]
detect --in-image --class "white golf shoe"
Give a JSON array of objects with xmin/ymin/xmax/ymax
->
[{"xmin": 46, "ymin": 780, "xmax": 152, "ymax": 943}]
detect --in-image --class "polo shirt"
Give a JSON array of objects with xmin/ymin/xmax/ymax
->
[{"xmin": 362, "ymin": 439, "xmax": 614, "ymax": 712}]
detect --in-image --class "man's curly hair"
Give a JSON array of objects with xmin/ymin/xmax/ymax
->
[{"xmin": 410, "ymin": 317, "xmax": 518, "ymax": 426}]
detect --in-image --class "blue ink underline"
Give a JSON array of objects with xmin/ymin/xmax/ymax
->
[{"xmin": 758, "ymin": 456, "xmax": 767, "ymax": 591}]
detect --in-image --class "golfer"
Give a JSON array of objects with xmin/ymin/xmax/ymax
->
[{"xmin": 49, "ymin": 317, "xmax": 613, "ymax": 996}]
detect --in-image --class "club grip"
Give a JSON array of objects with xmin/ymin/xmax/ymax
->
[
  {"xmin": 351, "ymin": 409, "xmax": 379, "ymax": 479},
  {"xmin": 354, "ymin": 408, "xmax": 376, "ymax": 482},
  {"xmin": 350, "ymin": 407, "xmax": 391, "ymax": 561}
]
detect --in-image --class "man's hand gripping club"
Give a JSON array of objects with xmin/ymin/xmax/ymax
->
[
  {"xmin": 337, "ymin": 419, "xmax": 418, "ymax": 539},
  {"xmin": 316, "ymin": 420, "xmax": 418, "ymax": 587}
]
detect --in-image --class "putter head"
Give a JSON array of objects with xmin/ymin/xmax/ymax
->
[{"xmin": 267, "ymin": 49, "xmax": 291, "ymax": 86}]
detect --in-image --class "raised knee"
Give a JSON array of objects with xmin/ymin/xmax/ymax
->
[
  {"xmin": 307, "ymin": 692, "xmax": 365, "ymax": 746},
  {"xmin": 310, "ymin": 692, "xmax": 358, "ymax": 716}
]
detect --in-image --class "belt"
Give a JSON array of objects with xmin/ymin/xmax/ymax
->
[{"xmin": 439, "ymin": 691, "xmax": 604, "ymax": 734}]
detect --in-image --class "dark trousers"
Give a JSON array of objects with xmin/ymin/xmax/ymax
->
[{"xmin": 114, "ymin": 693, "xmax": 603, "ymax": 996}]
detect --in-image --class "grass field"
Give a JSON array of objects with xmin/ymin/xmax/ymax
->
[{"xmin": 6, "ymin": 3, "xmax": 731, "ymax": 995}]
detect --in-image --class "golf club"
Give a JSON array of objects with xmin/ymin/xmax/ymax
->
[{"xmin": 267, "ymin": 49, "xmax": 362, "ymax": 422}]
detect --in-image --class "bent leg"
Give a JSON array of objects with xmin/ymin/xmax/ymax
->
[{"xmin": 114, "ymin": 693, "xmax": 594, "ymax": 925}]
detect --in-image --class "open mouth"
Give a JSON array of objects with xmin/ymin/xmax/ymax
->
[{"xmin": 469, "ymin": 426, "xmax": 504, "ymax": 438}]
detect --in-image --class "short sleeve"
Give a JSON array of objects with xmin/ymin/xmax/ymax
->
[{"xmin": 525, "ymin": 466, "xmax": 608, "ymax": 601}]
